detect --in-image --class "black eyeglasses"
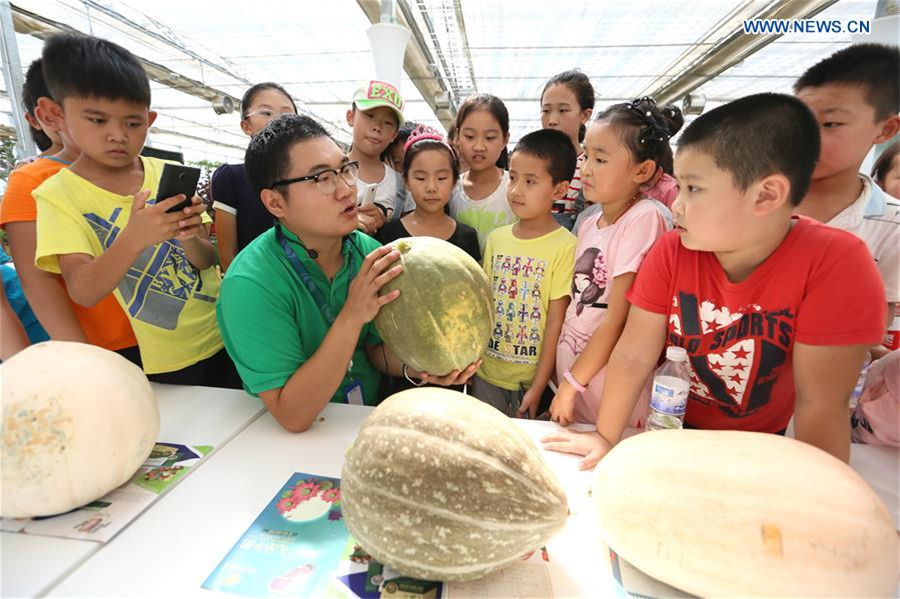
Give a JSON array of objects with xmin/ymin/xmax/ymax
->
[{"xmin": 270, "ymin": 161, "xmax": 359, "ymax": 195}]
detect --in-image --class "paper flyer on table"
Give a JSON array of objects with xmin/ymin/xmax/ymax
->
[
  {"xmin": 605, "ymin": 546, "xmax": 695, "ymax": 599},
  {"xmin": 329, "ymin": 543, "xmax": 553, "ymax": 599},
  {"xmin": 0, "ymin": 442, "xmax": 210, "ymax": 543},
  {"xmin": 203, "ymin": 472, "xmax": 349, "ymax": 598},
  {"xmin": 203, "ymin": 471, "xmax": 555, "ymax": 599}
]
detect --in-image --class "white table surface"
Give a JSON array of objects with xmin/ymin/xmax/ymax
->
[
  {"xmin": 2, "ymin": 384, "xmax": 264, "ymax": 599},
  {"xmin": 45, "ymin": 401, "xmax": 899, "ymax": 598},
  {"xmin": 47, "ymin": 403, "xmax": 367, "ymax": 598}
]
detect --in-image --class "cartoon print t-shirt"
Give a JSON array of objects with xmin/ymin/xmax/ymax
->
[
  {"xmin": 560, "ymin": 200, "xmax": 667, "ymax": 358},
  {"xmin": 34, "ymin": 157, "xmax": 223, "ymax": 374},
  {"xmin": 626, "ymin": 217, "xmax": 886, "ymax": 433},
  {"xmin": 479, "ymin": 224, "xmax": 576, "ymax": 391}
]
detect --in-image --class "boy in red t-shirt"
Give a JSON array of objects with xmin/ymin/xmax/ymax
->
[{"xmin": 543, "ymin": 93, "xmax": 886, "ymax": 468}]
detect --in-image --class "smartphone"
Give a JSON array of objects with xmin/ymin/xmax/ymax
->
[
  {"xmin": 359, "ymin": 184, "xmax": 377, "ymax": 207},
  {"xmin": 157, "ymin": 164, "xmax": 201, "ymax": 213}
]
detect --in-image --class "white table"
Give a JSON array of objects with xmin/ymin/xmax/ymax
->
[
  {"xmin": 48, "ymin": 403, "xmax": 366, "ymax": 598},
  {"xmin": 849, "ymin": 443, "xmax": 900, "ymax": 527},
  {"xmin": 45, "ymin": 402, "xmax": 899, "ymax": 598},
  {"xmin": 1, "ymin": 384, "xmax": 264, "ymax": 599}
]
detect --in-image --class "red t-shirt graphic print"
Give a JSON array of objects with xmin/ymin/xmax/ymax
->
[{"xmin": 627, "ymin": 217, "xmax": 886, "ymax": 433}]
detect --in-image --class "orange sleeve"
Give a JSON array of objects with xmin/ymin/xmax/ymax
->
[{"xmin": 0, "ymin": 167, "xmax": 40, "ymax": 227}]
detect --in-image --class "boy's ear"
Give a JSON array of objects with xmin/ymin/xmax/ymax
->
[
  {"xmin": 874, "ymin": 114, "xmax": 900, "ymax": 144},
  {"xmin": 260, "ymin": 187, "xmax": 287, "ymax": 219},
  {"xmin": 36, "ymin": 97, "xmax": 65, "ymax": 132},
  {"xmin": 23, "ymin": 112, "xmax": 41, "ymax": 131},
  {"xmin": 553, "ymin": 179, "xmax": 570, "ymax": 199},
  {"xmin": 751, "ymin": 173, "xmax": 791, "ymax": 216},
  {"xmin": 346, "ymin": 109, "xmax": 355, "ymax": 128},
  {"xmin": 147, "ymin": 111, "xmax": 158, "ymax": 127}
]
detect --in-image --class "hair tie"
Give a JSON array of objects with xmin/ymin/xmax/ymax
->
[
  {"xmin": 403, "ymin": 124, "xmax": 449, "ymax": 153},
  {"xmin": 629, "ymin": 96, "xmax": 671, "ymax": 146}
]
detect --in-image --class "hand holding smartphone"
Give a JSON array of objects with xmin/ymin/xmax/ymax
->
[{"xmin": 157, "ymin": 164, "xmax": 202, "ymax": 213}]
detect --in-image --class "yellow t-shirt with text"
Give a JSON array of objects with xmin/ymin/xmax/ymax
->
[
  {"xmin": 479, "ymin": 224, "xmax": 576, "ymax": 390},
  {"xmin": 34, "ymin": 156, "xmax": 223, "ymax": 374}
]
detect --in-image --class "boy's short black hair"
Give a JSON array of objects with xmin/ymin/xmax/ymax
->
[
  {"xmin": 42, "ymin": 33, "xmax": 150, "ymax": 107},
  {"xmin": 22, "ymin": 58, "xmax": 49, "ymax": 117},
  {"xmin": 677, "ymin": 93, "xmax": 820, "ymax": 206},
  {"xmin": 244, "ymin": 114, "xmax": 332, "ymax": 194},
  {"xmin": 794, "ymin": 43, "xmax": 899, "ymax": 121},
  {"xmin": 22, "ymin": 58, "xmax": 53, "ymax": 151},
  {"xmin": 511, "ymin": 128, "xmax": 577, "ymax": 185}
]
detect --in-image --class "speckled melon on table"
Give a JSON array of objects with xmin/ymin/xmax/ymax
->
[{"xmin": 341, "ymin": 388, "xmax": 568, "ymax": 581}]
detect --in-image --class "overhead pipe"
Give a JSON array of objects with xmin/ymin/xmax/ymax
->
[{"xmin": 640, "ymin": 0, "xmax": 839, "ymax": 107}]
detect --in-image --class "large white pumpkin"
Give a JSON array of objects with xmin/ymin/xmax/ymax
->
[
  {"xmin": 342, "ymin": 388, "xmax": 568, "ymax": 581},
  {"xmin": 1, "ymin": 341, "xmax": 159, "ymax": 517},
  {"xmin": 593, "ymin": 429, "xmax": 899, "ymax": 597}
]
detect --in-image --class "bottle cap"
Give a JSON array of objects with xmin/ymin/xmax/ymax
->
[{"xmin": 666, "ymin": 346, "xmax": 688, "ymax": 362}]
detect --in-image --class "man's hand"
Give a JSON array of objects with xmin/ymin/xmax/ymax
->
[
  {"xmin": 417, "ymin": 360, "xmax": 482, "ymax": 386},
  {"xmin": 340, "ymin": 245, "xmax": 402, "ymax": 328}
]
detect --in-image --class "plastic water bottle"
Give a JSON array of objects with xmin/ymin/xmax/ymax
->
[
  {"xmin": 645, "ymin": 346, "xmax": 692, "ymax": 431},
  {"xmin": 849, "ymin": 352, "xmax": 872, "ymax": 410}
]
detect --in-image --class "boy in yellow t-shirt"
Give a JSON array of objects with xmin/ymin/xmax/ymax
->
[
  {"xmin": 474, "ymin": 129, "xmax": 577, "ymax": 417},
  {"xmin": 33, "ymin": 33, "xmax": 239, "ymax": 388}
]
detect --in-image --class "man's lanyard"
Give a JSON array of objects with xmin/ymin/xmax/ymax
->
[{"xmin": 275, "ymin": 223, "xmax": 357, "ymax": 326}]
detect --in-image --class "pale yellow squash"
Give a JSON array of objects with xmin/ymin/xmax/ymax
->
[
  {"xmin": 593, "ymin": 429, "xmax": 898, "ymax": 597},
  {"xmin": 1, "ymin": 342, "xmax": 159, "ymax": 517}
]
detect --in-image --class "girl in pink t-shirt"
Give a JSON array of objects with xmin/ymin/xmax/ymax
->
[{"xmin": 550, "ymin": 98, "xmax": 672, "ymax": 426}]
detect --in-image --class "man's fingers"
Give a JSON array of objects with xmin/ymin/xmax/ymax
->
[
  {"xmin": 376, "ymin": 289, "xmax": 401, "ymax": 306},
  {"xmin": 372, "ymin": 264, "xmax": 403, "ymax": 289},
  {"xmin": 360, "ymin": 246, "xmax": 395, "ymax": 273}
]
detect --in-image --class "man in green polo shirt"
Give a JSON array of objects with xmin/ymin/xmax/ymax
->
[{"xmin": 217, "ymin": 115, "xmax": 477, "ymax": 432}]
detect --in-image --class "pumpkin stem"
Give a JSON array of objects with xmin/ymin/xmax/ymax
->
[{"xmin": 395, "ymin": 240, "xmax": 412, "ymax": 254}]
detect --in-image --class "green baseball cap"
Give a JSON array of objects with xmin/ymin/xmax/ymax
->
[{"xmin": 353, "ymin": 80, "xmax": 405, "ymax": 126}]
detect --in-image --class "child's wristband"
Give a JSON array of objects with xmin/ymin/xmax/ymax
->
[{"xmin": 563, "ymin": 369, "xmax": 587, "ymax": 393}]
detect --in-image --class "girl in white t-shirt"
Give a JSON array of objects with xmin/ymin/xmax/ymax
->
[
  {"xmin": 541, "ymin": 70, "xmax": 595, "ymax": 228},
  {"xmin": 449, "ymin": 94, "xmax": 515, "ymax": 252},
  {"xmin": 550, "ymin": 98, "xmax": 675, "ymax": 427}
]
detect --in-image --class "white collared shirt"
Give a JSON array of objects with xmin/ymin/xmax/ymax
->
[{"xmin": 828, "ymin": 175, "xmax": 900, "ymax": 302}]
